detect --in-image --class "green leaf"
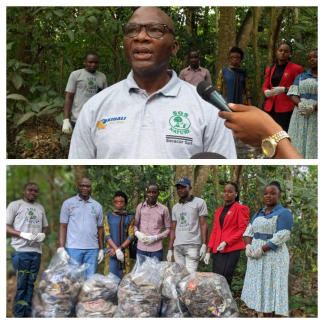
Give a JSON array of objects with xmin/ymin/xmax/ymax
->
[
  {"xmin": 60, "ymin": 134, "xmax": 69, "ymax": 148},
  {"xmin": 53, "ymin": 9, "xmax": 63, "ymax": 17},
  {"xmin": 87, "ymin": 16, "xmax": 97, "ymax": 24},
  {"xmin": 7, "ymin": 94, "xmax": 28, "ymax": 102},
  {"xmin": 55, "ymin": 112, "xmax": 63, "ymax": 126},
  {"xmin": 67, "ymin": 30, "xmax": 74, "ymax": 40},
  {"xmin": 7, "ymin": 42, "xmax": 15, "ymax": 50},
  {"xmin": 15, "ymin": 300, "xmax": 29, "ymax": 306},
  {"xmin": 20, "ymin": 69, "xmax": 35, "ymax": 74},
  {"xmin": 36, "ymin": 104, "xmax": 58, "ymax": 117},
  {"xmin": 11, "ymin": 74, "xmax": 23, "ymax": 90},
  {"xmin": 16, "ymin": 112, "xmax": 36, "ymax": 125}
]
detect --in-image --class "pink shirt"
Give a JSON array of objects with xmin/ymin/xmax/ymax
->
[
  {"xmin": 179, "ymin": 66, "xmax": 212, "ymax": 86},
  {"xmin": 134, "ymin": 201, "xmax": 171, "ymax": 252}
]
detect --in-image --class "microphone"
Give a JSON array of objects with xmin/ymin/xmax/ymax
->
[{"xmin": 197, "ymin": 81, "xmax": 233, "ymax": 112}]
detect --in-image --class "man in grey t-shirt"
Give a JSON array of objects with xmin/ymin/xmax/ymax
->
[
  {"xmin": 167, "ymin": 177, "xmax": 208, "ymax": 273},
  {"xmin": 58, "ymin": 177, "xmax": 104, "ymax": 278},
  {"xmin": 6, "ymin": 183, "xmax": 48, "ymax": 317},
  {"xmin": 62, "ymin": 51, "xmax": 107, "ymax": 133}
]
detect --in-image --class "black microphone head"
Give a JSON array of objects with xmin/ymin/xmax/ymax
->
[
  {"xmin": 197, "ymin": 81, "xmax": 213, "ymax": 100},
  {"xmin": 190, "ymin": 152, "xmax": 227, "ymax": 159}
]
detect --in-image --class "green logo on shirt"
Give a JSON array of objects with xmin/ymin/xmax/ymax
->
[{"xmin": 169, "ymin": 111, "xmax": 191, "ymax": 134}]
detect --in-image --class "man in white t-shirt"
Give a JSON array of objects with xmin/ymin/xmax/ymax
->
[
  {"xmin": 62, "ymin": 51, "xmax": 107, "ymax": 133},
  {"xmin": 6, "ymin": 183, "xmax": 48, "ymax": 317}
]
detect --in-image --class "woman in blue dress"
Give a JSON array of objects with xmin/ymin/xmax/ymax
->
[
  {"xmin": 288, "ymin": 49, "xmax": 318, "ymax": 159},
  {"xmin": 103, "ymin": 190, "xmax": 134, "ymax": 279},
  {"xmin": 241, "ymin": 181, "xmax": 294, "ymax": 317}
]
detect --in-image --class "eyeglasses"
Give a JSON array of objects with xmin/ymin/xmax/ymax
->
[
  {"xmin": 122, "ymin": 23, "xmax": 175, "ymax": 39},
  {"xmin": 79, "ymin": 185, "xmax": 91, "ymax": 188},
  {"xmin": 113, "ymin": 200, "xmax": 125, "ymax": 204}
]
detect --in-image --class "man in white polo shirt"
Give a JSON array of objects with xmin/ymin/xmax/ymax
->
[
  {"xmin": 167, "ymin": 177, "xmax": 208, "ymax": 273},
  {"xmin": 68, "ymin": 6, "xmax": 236, "ymax": 159}
]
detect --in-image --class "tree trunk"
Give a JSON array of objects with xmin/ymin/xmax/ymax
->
[
  {"xmin": 73, "ymin": 165, "xmax": 89, "ymax": 188},
  {"xmin": 193, "ymin": 165, "xmax": 212, "ymax": 197},
  {"xmin": 215, "ymin": 7, "xmax": 236, "ymax": 84},
  {"xmin": 212, "ymin": 166, "xmax": 222, "ymax": 208},
  {"xmin": 255, "ymin": 166, "xmax": 262, "ymax": 211}
]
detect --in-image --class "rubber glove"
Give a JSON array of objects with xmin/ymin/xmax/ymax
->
[
  {"xmin": 57, "ymin": 247, "xmax": 70, "ymax": 260},
  {"xmin": 62, "ymin": 119, "xmax": 72, "ymax": 134},
  {"xmin": 199, "ymin": 244, "xmax": 207, "ymax": 260},
  {"xmin": 297, "ymin": 102, "xmax": 315, "ymax": 117},
  {"xmin": 167, "ymin": 250, "xmax": 173, "ymax": 262},
  {"xmin": 145, "ymin": 235, "xmax": 158, "ymax": 245},
  {"xmin": 35, "ymin": 233, "xmax": 46, "ymax": 242},
  {"xmin": 271, "ymin": 86, "xmax": 286, "ymax": 96},
  {"xmin": 204, "ymin": 252, "xmax": 210, "ymax": 265},
  {"xmin": 217, "ymin": 241, "xmax": 227, "ymax": 251},
  {"xmin": 264, "ymin": 89, "xmax": 273, "ymax": 98},
  {"xmin": 245, "ymin": 244, "xmax": 254, "ymax": 258},
  {"xmin": 135, "ymin": 231, "xmax": 149, "ymax": 243},
  {"xmin": 20, "ymin": 232, "xmax": 35, "ymax": 241},
  {"xmin": 251, "ymin": 247, "xmax": 264, "ymax": 259},
  {"xmin": 98, "ymin": 249, "xmax": 104, "ymax": 264},
  {"xmin": 115, "ymin": 249, "xmax": 124, "ymax": 262}
]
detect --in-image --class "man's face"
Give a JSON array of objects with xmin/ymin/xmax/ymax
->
[
  {"xmin": 123, "ymin": 7, "xmax": 178, "ymax": 75},
  {"xmin": 23, "ymin": 185, "xmax": 39, "ymax": 203},
  {"xmin": 176, "ymin": 184, "xmax": 191, "ymax": 199},
  {"xmin": 84, "ymin": 55, "xmax": 99, "ymax": 73},
  {"xmin": 146, "ymin": 185, "xmax": 159, "ymax": 205},
  {"xmin": 78, "ymin": 179, "xmax": 92, "ymax": 197},
  {"xmin": 189, "ymin": 52, "xmax": 199, "ymax": 69}
]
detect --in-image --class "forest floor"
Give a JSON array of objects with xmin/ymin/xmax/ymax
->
[
  {"xmin": 9, "ymin": 114, "xmax": 265, "ymax": 159},
  {"xmin": 6, "ymin": 272, "xmax": 317, "ymax": 318}
]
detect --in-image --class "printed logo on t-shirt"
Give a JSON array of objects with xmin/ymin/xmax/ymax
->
[
  {"xmin": 178, "ymin": 212, "xmax": 190, "ymax": 231},
  {"xmin": 85, "ymin": 77, "xmax": 99, "ymax": 98},
  {"xmin": 169, "ymin": 111, "xmax": 191, "ymax": 134},
  {"xmin": 97, "ymin": 117, "xmax": 127, "ymax": 129},
  {"xmin": 25, "ymin": 208, "xmax": 41, "ymax": 232},
  {"xmin": 91, "ymin": 206, "xmax": 97, "ymax": 214}
]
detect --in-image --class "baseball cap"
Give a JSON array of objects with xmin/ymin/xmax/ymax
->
[{"xmin": 175, "ymin": 177, "xmax": 191, "ymax": 187}]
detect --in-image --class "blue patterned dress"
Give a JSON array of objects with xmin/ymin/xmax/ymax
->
[
  {"xmin": 241, "ymin": 204, "xmax": 294, "ymax": 316},
  {"xmin": 287, "ymin": 69, "xmax": 318, "ymax": 159}
]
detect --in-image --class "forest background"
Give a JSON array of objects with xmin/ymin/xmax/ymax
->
[
  {"xmin": 6, "ymin": 164, "xmax": 318, "ymax": 317},
  {"xmin": 6, "ymin": 6, "xmax": 318, "ymax": 158}
]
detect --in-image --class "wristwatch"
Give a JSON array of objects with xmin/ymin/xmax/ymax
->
[{"xmin": 261, "ymin": 131, "xmax": 290, "ymax": 157}]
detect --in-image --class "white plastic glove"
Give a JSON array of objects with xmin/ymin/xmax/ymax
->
[
  {"xmin": 98, "ymin": 249, "xmax": 104, "ymax": 264},
  {"xmin": 62, "ymin": 119, "xmax": 72, "ymax": 134},
  {"xmin": 251, "ymin": 247, "xmax": 264, "ymax": 259},
  {"xmin": 115, "ymin": 249, "xmax": 124, "ymax": 262},
  {"xmin": 217, "ymin": 241, "xmax": 227, "ymax": 251},
  {"xmin": 167, "ymin": 250, "xmax": 173, "ymax": 262},
  {"xmin": 135, "ymin": 231, "xmax": 149, "ymax": 243},
  {"xmin": 35, "ymin": 233, "xmax": 46, "ymax": 242},
  {"xmin": 245, "ymin": 244, "xmax": 254, "ymax": 258},
  {"xmin": 57, "ymin": 247, "xmax": 70, "ymax": 260},
  {"xmin": 271, "ymin": 86, "xmax": 286, "ymax": 96},
  {"xmin": 199, "ymin": 244, "xmax": 207, "ymax": 261},
  {"xmin": 20, "ymin": 232, "xmax": 35, "ymax": 241},
  {"xmin": 297, "ymin": 102, "xmax": 315, "ymax": 117},
  {"xmin": 204, "ymin": 252, "xmax": 211, "ymax": 265},
  {"xmin": 145, "ymin": 235, "xmax": 158, "ymax": 245},
  {"xmin": 264, "ymin": 89, "xmax": 273, "ymax": 98}
]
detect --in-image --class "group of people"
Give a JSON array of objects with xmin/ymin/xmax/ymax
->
[
  {"xmin": 7, "ymin": 178, "xmax": 294, "ymax": 318},
  {"xmin": 60, "ymin": 6, "xmax": 313, "ymax": 160}
]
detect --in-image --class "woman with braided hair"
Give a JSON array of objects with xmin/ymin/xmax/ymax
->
[{"xmin": 241, "ymin": 181, "xmax": 294, "ymax": 317}]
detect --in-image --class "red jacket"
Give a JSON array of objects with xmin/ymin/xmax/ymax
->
[
  {"xmin": 262, "ymin": 61, "xmax": 304, "ymax": 113},
  {"xmin": 208, "ymin": 202, "xmax": 249, "ymax": 253}
]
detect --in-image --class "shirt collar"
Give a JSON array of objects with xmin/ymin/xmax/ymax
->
[
  {"xmin": 261, "ymin": 203, "xmax": 283, "ymax": 215},
  {"xmin": 306, "ymin": 69, "xmax": 314, "ymax": 77},
  {"xmin": 126, "ymin": 69, "xmax": 181, "ymax": 98},
  {"xmin": 188, "ymin": 65, "xmax": 201, "ymax": 72},
  {"xmin": 77, "ymin": 194, "xmax": 92, "ymax": 203},
  {"xmin": 178, "ymin": 195, "xmax": 194, "ymax": 204},
  {"xmin": 143, "ymin": 200, "xmax": 159, "ymax": 208}
]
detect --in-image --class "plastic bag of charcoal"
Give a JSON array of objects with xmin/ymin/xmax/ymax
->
[
  {"xmin": 114, "ymin": 255, "xmax": 167, "ymax": 318},
  {"xmin": 76, "ymin": 273, "xmax": 121, "ymax": 317},
  {"xmin": 32, "ymin": 249, "xmax": 89, "ymax": 317},
  {"xmin": 178, "ymin": 272, "xmax": 239, "ymax": 318},
  {"xmin": 160, "ymin": 262, "xmax": 191, "ymax": 318}
]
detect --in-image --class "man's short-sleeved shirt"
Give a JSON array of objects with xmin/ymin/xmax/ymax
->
[
  {"xmin": 6, "ymin": 199, "xmax": 48, "ymax": 254},
  {"xmin": 179, "ymin": 66, "xmax": 212, "ymax": 86},
  {"xmin": 65, "ymin": 69, "xmax": 108, "ymax": 122},
  {"xmin": 60, "ymin": 195, "xmax": 103, "ymax": 249},
  {"xmin": 172, "ymin": 196, "xmax": 208, "ymax": 246},
  {"xmin": 68, "ymin": 70, "xmax": 236, "ymax": 159}
]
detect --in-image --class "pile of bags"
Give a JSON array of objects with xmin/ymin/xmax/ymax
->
[
  {"xmin": 178, "ymin": 272, "xmax": 239, "ymax": 318},
  {"xmin": 32, "ymin": 250, "xmax": 89, "ymax": 317},
  {"xmin": 76, "ymin": 273, "xmax": 120, "ymax": 317}
]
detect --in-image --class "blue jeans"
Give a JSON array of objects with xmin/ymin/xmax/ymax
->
[
  {"xmin": 136, "ymin": 248, "xmax": 164, "ymax": 261},
  {"xmin": 109, "ymin": 256, "xmax": 123, "ymax": 279},
  {"xmin": 71, "ymin": 121, "xmax": 76, "ymax": 129},
  {"xmin": 65, "ymin": 248, "xmax": 98, "ymax": 279},
  {"xmin": 11, "ymin": 251, "xmax": 41, "ymax": 317}
]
